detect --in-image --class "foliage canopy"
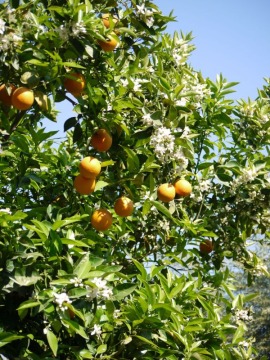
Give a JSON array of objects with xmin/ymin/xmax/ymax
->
[{"xmin": 0, "ymin": 0, "xmax": 270, "ymax": 359}]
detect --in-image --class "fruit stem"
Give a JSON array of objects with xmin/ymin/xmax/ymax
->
[{"xmin": 194, "ymin": 193, "xmax": 205, "ymax": 221}]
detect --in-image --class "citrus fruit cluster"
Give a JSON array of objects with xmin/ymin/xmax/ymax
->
[
  {"xmin": 74, "ymin": 156, "xmax": 101, "ymax": 195},
  {"xmin": 0, "ymin": 13, "xmax": 119, "ymax": 110},
  {"xmin": 73, "ymin": 128, "xmax": 133, "ymax": 232},
  {"xmin": 91, "ymin": 197, "xmax": 134, "ymax": 232},
  {"xmin": 0, "ymin": 84, "xmax": 34, "ymax": 110},
  {"xmin": 157, "ymin": 179, "xmax": 192, "ymax": 202},
  {"xmin": 98, "ymin": 14, "xmax": 119, "ymax": 52}
]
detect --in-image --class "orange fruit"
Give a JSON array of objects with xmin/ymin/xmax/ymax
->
[
  {"xmin": 102, "ymin": 13, "xmax": 118, "ymax": 28},
  {"xmin": 174, "ymin": 179, "xmax": 192, "ymax": 197},
  {"xmin": 199, "ymin": 239, "xmax": 214, "ymax": 255},
  {"xmin": 114, "ymin": 196, "xmax": 134, "ymax": 217},
  {"xmin": 90, "ymin": 128, "xmax": 112, "ymax": 152},
  {"xmin": 98, "ymin": 34, "xmax": 119, "ymax": 52},
  {"xmin": 11, "ymin": 87, "xmax": 34, "ymax": 110},
  {"xmin": 91, "ymin": 208, "xmax": 113, "ymax": 231},
  {"xmin": 0, "ymin": 84, "xmax": 16, "ymax": 106},
  {"xmin": 74, "ymin": 174, "xmax": 96, "ymax": 195},
  {"xmin": 64, "ymin": 73, "xmax": 86, "ymax": 97},
  {"xmin": 79, "ymin": 156, "xmax": 101, "ymax": 179},
  {"xmin": 157, "ymin": 183, "xmax": 176, "ymax": 202}
]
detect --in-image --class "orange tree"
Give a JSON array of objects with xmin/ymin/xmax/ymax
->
[{"xmin": 0, "ymin": 0, "xmax": 270, "ymax": 359}]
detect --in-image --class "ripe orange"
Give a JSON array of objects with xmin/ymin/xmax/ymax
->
[
  {"xmin": 74, "ymin": 174, "xmax": 96, "ymax": 195},
  {"xmin": 79, "ymin": 156, "xmax": 101, "ymax": 179},
  {"xmin": 98, "ymin": 34, "xmax": 119, "ymax": 52},
  {"xmin": 64, "ymin": 73, "xmax": 86, "ymax": 97},
  {"xmin": 114, "ymin": 196, "xmax": 134, "ymax": 217},
  {"xmin": 91, "ymin": 208, "xmax": 113, "ymax": 231},
  {"xmin": 11, "ymin": 87, "xmax": 34, "ymax": 110},
  {"xmin": 90, "ymin": 128, "xmax": 112, "ymax": 152},
  {"xmin": 174, "ymin": 179, "xmax": 192, "ymax": 197},
  {"xmin": 102, "ymin": 13, "xmax": 118, "ymax": 28},
  {"xmin": 199, "ymin": 240, "xmax": 214, "ymax": 255},
  {"xmin": 157, "ymin": 183, "xmax": 176, "ymax": 202},
  {"xmin": 0, "ymin": 84, "xmax": 16, "ymax": 106}
]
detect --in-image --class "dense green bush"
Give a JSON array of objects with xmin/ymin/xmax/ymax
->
[{"xmin": 0, "ymin": 0, "xmax": 270, "ymax": 358}]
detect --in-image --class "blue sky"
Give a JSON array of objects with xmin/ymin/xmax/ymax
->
[{"xmin": 155, "ymin": 0, "xmax": 270, "ymax": 100}]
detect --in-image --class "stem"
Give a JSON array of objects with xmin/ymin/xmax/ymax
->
[
  {"xmin": 64, "ymin": 94, "xmax": 77, "ymax": 106},
  {"xmin": 194, "ymin": 193, "xmax": 205, "ymax": 221},
  {"xmin": 194, "ymin": 129, "xmax": 206, "ymax": 174}
]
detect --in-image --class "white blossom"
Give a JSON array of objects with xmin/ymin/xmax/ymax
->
[
  {"xmin": 92, "ymin": 277, "xmax": 107, "ymax": 289},
  {"xmin": 234, "ymin": 309, "xmax": 253, "ymax": 322},
  {"xmin": 70, "ymin": 277, "xmax": 83, "ymax": 287},
  {"xmin": 175, "ymin": 98, "xmax": 187, "ymax": 107},
  {"xmin": 136, "ymin": 4, "xmax": 146, "ymax": 15},
  {"xmin": 199, "ymin": 179, "xmax": 212, "ymax": 192},
  {"xmin": 121, "ymin": 78, "xmax": 129, "ymax": 87},
  {"xmin": 150, "ymin": 127, "xmax": 188, "ymax": 167},
  {"xmin": 181, "ymin": 126, "xmax": 190, "ymax": 138},
  {"xmin": 53, "ymin": 292, "xmax": 72, "ymax": 311},
  {"xmin": 56, "ymin": 24, "xmax": 69, "ymax": 41},
  {"xmin": 86, "ymin": 286, "xmax": 98, "ymax": 300},
  {"xmin": 71, "ymin": 21, "xmax": 87, "ymax": 37},
  {"xmin": 0, "ymin": 208, "xmax": 11, "ymax": 214},
  {"xmin": 136, "ymin": 3, "xmax": 155, "ymax": 28},
  {"xmin": 100, "ymin": 287, "xmax": 113, "ymax": 299},
  {"xmin": 86, "ymin": 277, "xmax": 113, "ymax": 300},
  {"xmin": 91, "ymin": 324, "xmax": 102, "ymax": 336},
  {"xmin": 145, "ymin": 16, "xmax": 154, "ymax": 28},
  {"xmin": 230, "ymin": 166, "xmax": 258, "ymax": 194},
  {"xmin": 0, "ymin": 19, "xmax": 6, "ymax": 35},
  {"xmin": 142, "ymin": 113, "xmax": 154, "ymax": 127}
]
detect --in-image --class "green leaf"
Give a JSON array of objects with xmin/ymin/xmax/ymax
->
[
  {"xmin": 73, "ymin": 253, "xmax": 92, "ymax": 279},
  {"xmin": 184, "ymin": 325, "xmax": 203, "ymax": 332},
  {"xmin": 232, "ymin": 324, "xmax": 245, "ymax": 344},
  {"xmin": 94, "ymin": 180, "xmax": 109, "ymax": 191},
  {"xmin": 113, "ymin": 283, "xmax": 137, "ymax": 300},
  {"xmin": 64, "ymin": 117, "xmax": 77, "ymax": 132},
  {"xmin": 62, "ymin": 319, "xmax": 88, "ymax": 339},
  {"xmin": 133, "ymin": 258, "xmax": 148, "ymax": 280},
  {"xmin": 17, "ymin": 300, "xmax": 40, "ymax": 311},
  {"xmin": 97, "ymin": 265, "xmax": 123, "ymax": 273},
  {"xmin": 0, "ymin": 332, "xmax": 25, "ymax": 348},
  {"xmin": 79, "ymin": 349, "xmax": 94, "ymax": 359},
  {"xmin": 10, "ymin": 273, "xmax": 41, "ymax": 286},
  {"xmin": 123, "ymin": 147, "xmax": 140, "ymax": 173},
  {"xmin": 46, "ymin": 329, "xmax": 58, "ymax": 356},
  {"xmin": 159, "ymin": 77, "xmax": 171, "ymax": 91},
  {"xmin": 243, "ymin": 292, "xmax": 259, "ymax": 302},
  {"xmin": 134, "ymin": 335, "xmax": 159, "ymax": 349},
  {"xmin": 73, "ymin": 123, "xmax": 83, "ymax": 143},
  {"xmin": 150, "ymin": 200, "xmax": 175, "ymax": 222},
  {"xmin": 96, "ymin": 344, "xmax": 107, "ymax": 355},
  {"xmin": 52, "ymin": 214, "xmax": 88, "ymax": 230}
]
